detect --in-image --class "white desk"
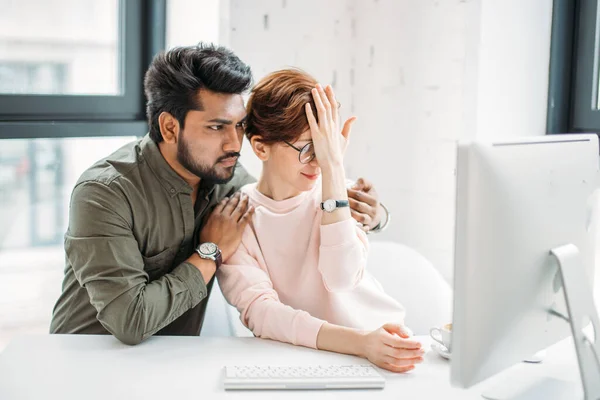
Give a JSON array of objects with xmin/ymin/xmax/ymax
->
[{"xmin": 0, "ymin": 334, "xmax": 581, "ymax": 399}]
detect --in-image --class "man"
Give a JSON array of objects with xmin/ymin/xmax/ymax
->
[{"xmin": 50, "ymin": 43, "xmax": 390, "ymax": 345}]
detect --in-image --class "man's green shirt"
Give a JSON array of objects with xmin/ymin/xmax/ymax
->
[{"xmin": 50, "ymin": 135, "xmax": 254, "ymax": 345}]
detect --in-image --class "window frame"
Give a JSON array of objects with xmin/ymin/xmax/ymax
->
[
  {"xmin": 572, "ymin": 0, "xmax": 600, "ymax": 131},
  {"xmin": 0, "ymin": 0, "xmax": 166, "ymax": 139},
  {"xmin": 548, "ymin": 0, "xmax": 600, "ymax": 134}
]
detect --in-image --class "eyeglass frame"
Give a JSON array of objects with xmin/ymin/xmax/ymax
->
[{"xmin": 283, "ymin": 140, "xmax": 316, "ymax": 164}]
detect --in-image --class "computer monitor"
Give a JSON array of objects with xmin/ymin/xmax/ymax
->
[{"xmin": 451, "ymin": 134, "xmax": 600, "ymax": 399}]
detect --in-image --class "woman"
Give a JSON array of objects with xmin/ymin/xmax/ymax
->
[{"xmin": 217, "ymin": 69, "xmax": 424, "ymax": 373}]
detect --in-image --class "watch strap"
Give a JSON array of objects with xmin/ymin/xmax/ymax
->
[
  {"xmin": 335, "ymin": 200, "xmax": 349, "ymax": 208},
  {"xmin": 214, "ymin": 248, "xmax": 223, "ymax": 269}
]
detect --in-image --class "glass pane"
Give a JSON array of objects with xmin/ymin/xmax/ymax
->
[
  {"xmin": 597, "ymin": 68, "xmax": 600, "ymax": 110},
  {"xmin": 597, "ymin": 1, "xmax": 600, "ymax": 110},
  {"xmin": 0, "ymin": 0, "xmax": 120, "ymax": 95},
  {"xmin": 0, "ymin": 136, "xmax": 136, "ymax": 351}
]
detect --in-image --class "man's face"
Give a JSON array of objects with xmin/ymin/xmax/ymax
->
[{"xmin": 177, "ymin": 90, "xmax": 247, "ymax": 184}]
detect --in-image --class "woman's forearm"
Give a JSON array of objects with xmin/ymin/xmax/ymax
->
[
  {"xmin": 320, "ymin": 163, "xmax": 351, "ymax": 225},
  {"xmin": 316, "ymin": 322, "xmax": 366, "ymax": 357}
]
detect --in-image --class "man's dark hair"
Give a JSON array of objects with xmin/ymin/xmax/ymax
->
[{"xmin": 144, "ymin": 42, "xmax": 253, "ymax": 143}]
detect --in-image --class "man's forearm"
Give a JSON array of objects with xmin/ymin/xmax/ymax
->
[
  {"xmin": 369, "ymin": 202, "xmax": 391, "ymax": 232},
  {"xmin": 90, "ymin": 261, "xmax": 208, "ymax": 345},
  {"xmin": 186, "ymin": 253, "xmax": 218, "ymax": 283}
]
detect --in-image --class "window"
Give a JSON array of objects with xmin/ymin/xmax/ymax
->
[
  {"xmin": 0, "ymin": 0, "xmax": 165, "ymax": 138},
  {"xmin": 0, "ymin": 136, "xmax": 137, "ymax": 351},
  {"xmin": 597, "ymin": 66, "xmax": 600, "ymax": 110},
  {"xmin": 0, "ymin": 63, "xmax": 67, "ymax": 95},
  {"xmin": 0, "ymin": 0, "xmax": 165, "ymax": 351},
  {"xmin": 572, "ymin": 0, "xmax": 600, "ymax": 131},
  {"xmin": 0, "ymin": 0, "xmax": 119, "ymax": 96},
  {"xmin": 547, "ymin": 0, "xmax": 600, "ymax": 133}
]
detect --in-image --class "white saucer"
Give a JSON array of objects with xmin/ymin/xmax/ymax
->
[
  {"xmin": 523, "ymin": 349, "xmax": 546, "ymax": 363},
  {"xmin": 431, "ymin": 343, "xmax": 451, "ymax": 360}
]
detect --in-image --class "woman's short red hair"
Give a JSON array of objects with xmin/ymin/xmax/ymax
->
[{"xmin": 245, "ymin": 68, "xmax": 319, "ymax": 144}]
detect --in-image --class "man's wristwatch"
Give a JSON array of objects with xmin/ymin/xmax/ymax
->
[
  {"xmin": 320, "ymin": 199, "xmax": 350, "ymax": 213},
  {"xmin": 195, "ymin": 242, "xmax": 223, "ymax": 269},
  {"xmin": 369, "ymin": 202, "xmax": 391, "ymax": 234}
]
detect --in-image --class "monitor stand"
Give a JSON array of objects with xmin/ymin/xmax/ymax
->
[{"xmin": 482, "ymin": 244, "xmax": 600, "ymax": 400}]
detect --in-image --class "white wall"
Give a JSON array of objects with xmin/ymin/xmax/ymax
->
[
  {"xmin": 348, "ymin": 0, "xmax": 471, "ymax": 283},
  {"xmin": 473, "ymin": 0, "xmax": 553, "ymax": 140},
  {"xmin": 226, "ymin": 0, "xmax": 554, "ymax": 282},
  {"xmin": 226, "ymin": 0, "xmax": 356, "ymax": 184},
  {"xmin": 166, "ymin": 0, "xmax": 220, "ymax": 48}
]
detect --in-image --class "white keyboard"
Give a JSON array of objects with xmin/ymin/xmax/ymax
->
[{"xmin": 223, "ymin": 364, "xmax": 385, "ymax": 390}]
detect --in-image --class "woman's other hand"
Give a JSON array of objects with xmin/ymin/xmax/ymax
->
[{"xmin": 359, "ymin": 324, "xmax": 425, "ymax": 373}]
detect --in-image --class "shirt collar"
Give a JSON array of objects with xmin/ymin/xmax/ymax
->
[{"xmin": 199, "ymin": 178, "xmax": 216, "ymax": 201}]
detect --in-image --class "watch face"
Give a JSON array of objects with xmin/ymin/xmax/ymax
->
[
  {"xmin": 199, "ymin": 242, "xmax": 217, "ymax": 255},
  {"xmin": 323, "ymin": 199, "xmax": 336, "ymax": 212}
]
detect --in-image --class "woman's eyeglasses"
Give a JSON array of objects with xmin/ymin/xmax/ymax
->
[{"xmin": 284, "ymin": 141, "xmax": 316, "ymax": 164}]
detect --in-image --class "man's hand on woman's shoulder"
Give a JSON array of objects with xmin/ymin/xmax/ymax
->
[{"xmin": 200, "ymin": 192, "xmax": 255, "ymax": 261}]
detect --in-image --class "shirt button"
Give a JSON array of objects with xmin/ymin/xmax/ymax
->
[{"xmin": 170, "ymin": 188, "xmax": 175, "ymax": 193}]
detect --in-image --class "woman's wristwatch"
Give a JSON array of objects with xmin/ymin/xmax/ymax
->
[
  {"xmin": 195, "ymin": 242, "xmax": 223, "ymax": 269},
  {"xmin": 320, "ymin": 199, "xmax": 350, "ymax": 213}
]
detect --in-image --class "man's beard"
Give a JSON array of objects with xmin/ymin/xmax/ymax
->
[{"xmin": 177, "ymin": 132, "xmax": 239, "ymax": 184}]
